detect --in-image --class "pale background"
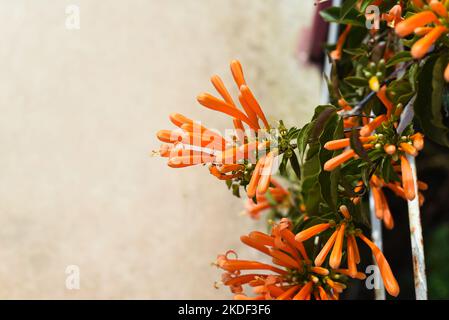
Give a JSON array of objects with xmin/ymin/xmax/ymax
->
[{"xmin": 0, "ymin": 0, "xmax": 321, "ymax": 299}]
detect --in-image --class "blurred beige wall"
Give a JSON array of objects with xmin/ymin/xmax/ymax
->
[{"xmin": 0, "ymin": 0, "xmax": 320, "ymax": 299}]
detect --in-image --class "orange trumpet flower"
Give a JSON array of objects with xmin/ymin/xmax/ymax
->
[
  {"xmin": 330, "ymin": 25, "xmax": 352, "ymax": 61},
  {"xmin": 430, "ymin": 0, "xmax": 448, "ymax": 18},
  {"xmin": 395, "ymin": 11, "xmax": 438, "ymax": 37},
  {"xmin": 329, "ymin": 223, "xmax": 346, "ymax": 269},
  {"xmin": 215, "ymin": 220, "xmax": 349, "ymax": 300},
  {"xmin": 445, "ymin": 62, "xmax": 449, "ymax": 82},
  {"xmin": 360, "ymin": 114, "xmax": 387, "ymax": 137},
  {"xmin": 295, "ymin": 223, "xmax": 331, "ymax": 242},
  {"xmin": 411, "ymin": 26, "xmax": 448, "ymax": 59},
  {"xmin": 323, "ymin": 149, "xmax": 356, "ymax": 171},
  {"xmin": 358, "ymin": 234, "xmax": 400, "ymax": 297},
  {"xmin": 400, "ymin": 155, "xmax": 416, "ymax": 200}
]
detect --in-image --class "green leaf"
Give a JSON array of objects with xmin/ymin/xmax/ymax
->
[
  {"xmin": 319, "ymin": 6, "xmax": 365, "ymax": 27},
  {"xmin": 414, "ymin": 53, "xmax": 449, "ymax": 147},
  {"xmin": 343, "ymin": 47, "xmax": 367, "ymax": 57},
  {"xmin": 344, "ymin": 76, "xmax": 369, "ymax": 88},
  {"xmin": 297, "ymin": 122, "xmax": 312, "ymax": 164},
  {"xmin": 341, "ymin": 0, "xmax": 359, "ymax": 19},
  {"xmin": 385, "ymin": 51, "xmax": 413, "ymax": 68},
  {"xmin": 290, "ymin": 152, "xmax": 301, "ymax": 180},
  {"xmin": 301, "ymin": 105, "xmax": 340, "ymax": 215}
]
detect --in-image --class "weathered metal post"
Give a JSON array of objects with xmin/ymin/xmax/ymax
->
[
  {"xmin": 369, "ymin": 193, "xmax": 386, "ymax": 300},
  {"xmin": 407, "ymin": 155, "xmax": 428, "ymax": 300}
]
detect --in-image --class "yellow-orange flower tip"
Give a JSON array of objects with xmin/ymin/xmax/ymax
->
[
  {"xmin": 395, "ymin": 11, "xmax": 438, "ymax": 38},
  {"xmin": 411, "ymin": 0, "xmax": 425, "ymax": 8},
  {"xmin": 445, "ymin": 62, "xmax": 449, "ymax": 82},
  {"xmin": 384, "ymin": 144, "xmax": 396, "ymax": 155},
  {"xmin": 314, "ymin": 229, "xmax": 339, "ymax": 267},
  {"xmin": 329, "ymin": 223, "xmax": 346, "ymax": 269},
  {"xmin": 430, "ymin": 0, "xmax": 448, "ymax": 18},
  {"xmin": 360, "ymin": 115, "xmax": 387, "ymax": 137},
  {"xmin": 246, "ymin": 157, "xmax": 265, "ymax": 198},
  {"xmin": 334, "ymin": 269, "xmax": 367, "ymax": 280},
  {"xmin": 411, "ymin": 26, "xmax": 448, "ymax": 59},
  {"xmin": 369, "ymin": 76, "xmax": 380, "ymax": 92},
  {"xmin": 400, "ymin": 142, "xmax": 418, "ymax": 157},
  {"xmin": 169, "ymin": 113, "xmax": 192, "ymax": 127},
  {"xmin": 339, "ymin": 205, "xmax": 351, "ymax": 220},
  {"xmin": 414, "ymin": 26, "xmax": 433, "ymax": 36},
  {"xmin": 418, "ymin": 180, "xmax": 429, "ymax": 191},
  {"xmin": 324, "ymin": 138, "xmax": 350, "ymax": 150},
  {"xmin": 323, "ymin": 149, "xmax": 356, "ymax": 171},
  {"xmin": 401, "ymin": 156, "xmax": 416, "ymax": 200},
  {"xmin": 310, "ymin": 266, "xmax": 330, "ymax": 276},
  {"xmin": 411, "ymin": 132, "xmax": 425, "ymax": 151},
  {"xmin": 295, "ymin": 223, "xmax": 331, "ymax": 242},
  {"xmin": 358, "ymin": 234, "xmax": 400, "ymax": 297}
]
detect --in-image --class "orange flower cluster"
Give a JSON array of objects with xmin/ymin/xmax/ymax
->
[
  {"xmin": 216, "ymin": 208, "xmax": 399, "ymax": 299},
  {"xmin": 324, "ymin": 81, "xmax": 426, "ymax": 230},
  {"xmin": 156, "ymin": 61, "xmax": 277, "ymax": 196},
  {"xmin": 244, "ymin": 179, "xmax": 289, "ymax": 219},
  {"xmin": 395, "ymin": 1, "xmax": 449, "ymax": 80}
]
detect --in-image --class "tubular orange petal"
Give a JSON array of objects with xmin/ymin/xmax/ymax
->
[
  {"xmin": 168, "ymin": 154, "xmax": 214, "ymax": 168},
  {"xmin": 445, "ymin": 62, "xmax": 449, "ymax": 82},
  {"xmin": 411, "ymin": 0, "xmax": 425, "ymax": 8},
  {"xmin": 414, "ymin": 26, "xmax": 433, "ymax": 36},
  {"xmin": 347, "ymin": 237, "xmax": 358, "ymax": 278},
  {"xmin": 329, "ymin": 223, "xmax": 346, "ymax": 269},
  {"xmin": 379, "ymin": 189, "xmax": 394, "ymax": 230},
  {"xmin": 334, "ymin": 269, "xmax": 367, "ymax": 280},
  {"xmin": 197, "ymin": 93, "xmax": 258, "ymax": 129},
  {"xmin": 238, "ymin": 93, "xmax": 260, "ymax": 130},
  {"xmin": 219, "ymin": 259, "xmax": 287, "ymax": 275},
  {"xmin": 349, "ymin": 235, "xmax": 360, "ymax": 264},
  {"xmin": 269, "ymin": 249, "xmax": 302, "ymax": 270},
  {"xmin": 276, "ymin": 285, "xmax": 300, "ymax": 300},
  {"xmin": 417, "ymin": 180, "xmax": 429, "ymax": 191},
  {"xmin": 248, "ymin": 231, "xmax": 275, "ymax": 246},
  {"xmin": 317, "ymin": 286, "xmax": 329, "ymax": 300},
  {"xmin": 169, "ymin": 113, "xmax": 193, "ymax": 128},
  {"xmin": 157, "ymin": 129, "xmax": 182, "ymax": 143},
  {"xmin": 358, "ymin": 234, "xmax": 400, "ymax": 297},
  {"xmin": 430, "ymin": 0, "xmax": 448, "ymax": 18},
  {"xmin": 257, "ymin": 152, "xmax": 275, "ymax": 195},
  {"xmin": 293, "ymin": 281, "xmax": 313, "ymax": 300},
  {"xmin": 230, "ymin": 60, "xmax": 246, "ymax": 88},
  {"xmin": 295, "ymin": 223, "xmax": 331, "ymax": 242},
  {"xmin": 310, "ymin": 266, "xmax": 329, "ymax": 276},
  {"xmin": 339, "ymin": 205, "xmax": 351, "ymax": 219},
  {"xmin": 240, "ymin": 85, "xmax": 270, "ymax": 129},
  {"xmin": 400, "ymin": 155, "xmax": 416, "ymax": 200},
  {"xmin": 330, "ymin": 25, "xmax": 351, "ymax": 61},
  {"xmin": 240, "ymin": 235, "xmax": 271, "ymax": 256},
  {"xmin": 411, "ymin": 26, "xmax": 448, "ymax": 59},
  {"xmin": 279, "ymin": 228, "xmax": 310, "ymax": 262},
  {"xmin": 395, "ymin": 11, "xmax": 438, "ymax": 37},
  {"xmin": 384, "ymin": 144, "xmax": 396, "ymax": 155},
  {"xmin": 323, "ymin": 149, "xmax": 356, "ymax": 171},
  {"xmin": 314, "ymin": 228, "xmax": 339, "ymax": 267},
  {"xmin": 324, "ymin": 138, "xmax": 350, "ymax": 150},
  {"xmin": 247, "ymin": 157, "xmax": 265, "ymax": 198},
  {"xmin": 360, "ymin": 115, "xmax": 387, "ymax": 137},
  {"xmin": 400, "ymin": 142, "xmax": 418, "ymax": 156},
  {"xmin": 371, "ymin": 186, "xmax": 384, "ymax": 219},
  {"xmin": 411, "ymin": 132, "xmax": 425, "ymax": 151},
  {"xmin": 234, "ymin": 294, "xmax": 265, "ymax": 300}
]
